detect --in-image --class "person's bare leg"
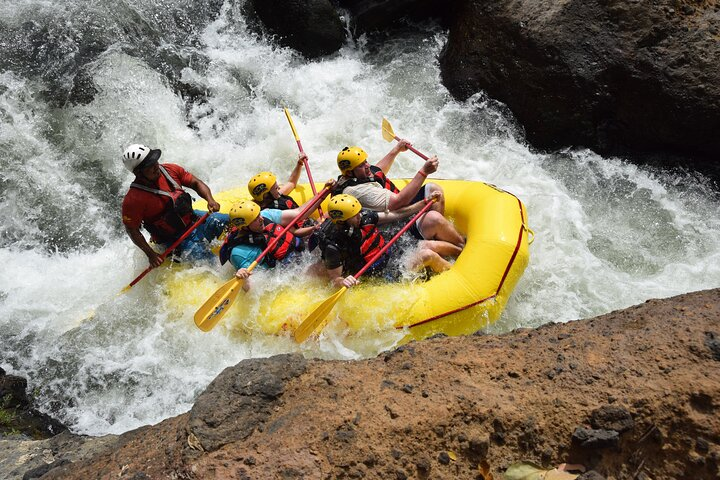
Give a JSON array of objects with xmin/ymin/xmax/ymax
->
[
  {"xmin": 419, "ymin": 239, "xmax": 462, "ymax": 257},
  {"xmin": 417, "ymin": 211, "xmax": 465, "ymax": 249},
  {"xmin": 409, "ymin": 248, "xmax": 452, "ymax": 273}
]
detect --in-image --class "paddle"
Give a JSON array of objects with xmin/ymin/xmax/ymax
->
[
  {"xmin": 284, "ymin": 108, "xmax": 323, "ymax": 217},
  {"xmin": 293, "ymin": 197, "xmax": 438, "ymax": 343},
  {"xmin": 381, "ymin": 117, "xmax": 430, "ymax": 160},
  {"xmin": 120, "ymin": 212, "xmax": 210, "ymax": 293},
  {"xmin": 194, "ymin": 186, "xmax": 331, "ymax": 332}
]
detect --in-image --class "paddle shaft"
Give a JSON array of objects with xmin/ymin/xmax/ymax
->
[
  {"xmin": 124, "ymin": 212, "xmax": 210, "ymax": 291},
  {"xmin": 390, "ymin": 133, "xmax": 429, "ymax": 160},
  {"xmin": 382, "ymin": 118, "xmax": 430, "ymax": 160},
  {"xmin": 246, "ymin": 186, "xmax": 330, "ymax": 270},
  {"xmin": 195, "ymin": 187, "xmax": 331, "ymax": 332},
  {"xmin": 284, "ymin": 108, "xmax": 323, "ymax": 216},
  {"xmin": 293, "ymin": 198, "xmax": 438, "ymax": 343},
  {"xmin": 354, "ymin": 198, "xmax": 436, "ymax": 279}
]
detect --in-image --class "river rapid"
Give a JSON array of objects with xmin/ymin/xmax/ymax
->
[{"xmin": 1, "ymin": 1, "xmax": 719, "ymax": 436}]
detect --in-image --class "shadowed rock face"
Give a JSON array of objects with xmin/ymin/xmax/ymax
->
[
  {"xmin": 9, "ymin": 288, "xmax": 719, "ymax": 480},
  {"xmin": 337, "ymin": 0, "xmax": 451, "ymax": 32},
  {"xmin": 440, "ymin": 0, "xmax": 720, "ymax": 179},
  {"xmin": 187, "ymin": 354, "xmax": 308, "ymax": 452}
]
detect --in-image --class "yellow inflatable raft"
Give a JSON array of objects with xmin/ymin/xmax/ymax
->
[{"xmin": 166, "ymin": 179, "xmax": 531, "ymax": 343}]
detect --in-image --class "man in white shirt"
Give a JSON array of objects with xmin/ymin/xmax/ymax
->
[{"xmin": 332, "ymin": 142, "xmax": 464, "ymax": 257}]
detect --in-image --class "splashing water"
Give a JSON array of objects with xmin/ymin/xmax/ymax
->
[{"xmin": 1, "ymin": 1, "xmax": 719, "ymax": 435}]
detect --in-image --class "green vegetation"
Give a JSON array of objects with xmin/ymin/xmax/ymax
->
[{"xmin": 0, "ymin": 394, "xmax": 21, "ymax": 435}]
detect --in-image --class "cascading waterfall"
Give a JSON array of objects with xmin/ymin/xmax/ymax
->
[{"xmin": 1, "ymin": 0, "xmax": 719, "ymax": 436}]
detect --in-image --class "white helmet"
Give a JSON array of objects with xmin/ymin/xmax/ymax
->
[{"xmin": 122, "ymin": 144, "xmax": 160, "ymax": 172}]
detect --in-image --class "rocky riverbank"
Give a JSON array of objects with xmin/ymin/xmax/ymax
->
[{"xmin": 2, "ymin": 288, "xmax": 719, "ymax": 479}]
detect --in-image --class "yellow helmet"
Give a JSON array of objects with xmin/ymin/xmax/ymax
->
[
  {"xmin": 337, "ymin": 146, "xmax": 368, "ymax": 173},
  {"xmin": 229, "ymin": 200, "xmax": 261, "ymax": 228},
  {"xmin": 327, "ymin": 194, "xmax": 362, "ymax": 223},
  {"xmin": 248, "ymin": 172, "xmax": 277, "ymax": 201}
]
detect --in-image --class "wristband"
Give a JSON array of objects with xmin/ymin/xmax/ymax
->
[{"xmin": 417, "ymin": 170, "xmax": 427, "ymax": 178}]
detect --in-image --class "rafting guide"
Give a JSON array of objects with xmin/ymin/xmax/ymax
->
[{"xmin": 120, "ymin": 144, "xmax": 228, "ymax": 267}]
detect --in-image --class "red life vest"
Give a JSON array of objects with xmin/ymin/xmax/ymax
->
[
  {"xmin": 218, "ymin": 222, "xmax": 299, "ymax": 267},
  {"xmin": 263, "ymin": 194, "xmax": 299, "ymax": 210},
  {"xmin": 263, "ymin": 222, "xmax": 299, "ymax": 262},
  {"xmin": 317, "ymin": 211, "xmax": 386, "ymax": 273},
  {"xmin": 357, "ymin": 223, "xmax": 385, "ymax": 263},
  {"xmin": 130, "ymin": 165, "xmax": 196, "ymax": 243},
  {"xmin": 332, "ymin": 165, "xmax": 401, "ymax": 195}
]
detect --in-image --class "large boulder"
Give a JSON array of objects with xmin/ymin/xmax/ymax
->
[
  {"xmin": 337, "ymin": 0, "xmax": 451, "ymax": 32},
  {"xmin": 440, "ymin": 0, "xmax": 720, "ymax": 177},
  {"xmin": 245, "ymin": 0, "xmax": 346, "ymax": 58}
]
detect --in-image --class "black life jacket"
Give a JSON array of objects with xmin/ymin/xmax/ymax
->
[
  {"xmin": 262, "ymin": 194, "xmax": 299, "ymax": 210},
  {"xmin": 130, "ymin": 165, "xmax": 196, "ymax": 243},
  {"xmin": 332, "ymin": 165, "xmax": 401, "ymax": 195},
  {"xmin": 218, "ymin": 222, "xmax": 300, "ymax": 267},
  {"xmin": 317, "ymin": 210, "xmax": 386, "ymax": 273}
]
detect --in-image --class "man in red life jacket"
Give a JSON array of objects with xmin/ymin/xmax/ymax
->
[
  {"xmin": 121, "ymin": 144, "xmax": 227, "ymax": 267},
  {"xmin": 317, "ymin": 194, "xmax": 451, "ymax": 288},
  {"xmin": 332, "ymin": 143, "xmax": 464, "ymax": 258}
]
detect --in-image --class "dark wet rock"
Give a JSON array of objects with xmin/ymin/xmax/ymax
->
[
  {"xmin": 245, "ymin": 0, "xmax": 345, "ymax": 58},
  {"xmin": 337, "ymin": 0, "xmax": 451, "ymax": 33},
  {"xmin": 589, "ymin": 405, "xmax": 634, "ymax": 433},
  {"xmin": 187, "ymin": 353, "xmax": 307, "ymax": 452},
  {"xmin": 0, "ymin": 0, "xmax": 223, "ymax": 106},
  {"xmin": 439, "ymin": 1, "xmax": 720, "ymax": 181},
  {"xmin": 0, "ymin": 371, "xmax": 29, "ymax": 409},
  {"xmin": 0, "ymin": 370, "xmax": 67, "ymax": 440},
  {"xmin": 572, "ymin": 427, "xmax": 620, "ymax": 449}
]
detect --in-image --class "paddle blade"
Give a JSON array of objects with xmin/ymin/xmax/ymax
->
[
  {"xmin": 294, "ymin": 287, "xmax": 348, "ymax": 343},
  {"xmin": 194, "ymin": 277, "xmax": 244, "ymax": 332},
  {"xmin": 381, "ymin": 117, "xmax": 396, "ymax": 142}
]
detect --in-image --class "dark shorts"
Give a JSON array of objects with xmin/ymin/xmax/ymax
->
[{"xmin": 408, "ymin": 185, "xmax": 429, "ymax": 240}]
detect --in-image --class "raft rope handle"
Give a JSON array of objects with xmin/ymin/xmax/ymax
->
[{"xmin": 524, "ymin": 225, "xmax": 536, "ymax": 245}]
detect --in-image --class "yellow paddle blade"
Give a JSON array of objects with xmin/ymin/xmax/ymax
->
[
  {"xmin": 293, "ymin": 286, "xmax": 348, "ymax": 343},
  {"xmin": 284, "ymin": 108, "xmax": 300, "ymax": 141},
  {"xmin": 194, "ymin": 277, "xmax": 244, "ymax": 332},
  {"xmin": 381, "ymin": 117, "xmax": 396, "ymax": 142}
]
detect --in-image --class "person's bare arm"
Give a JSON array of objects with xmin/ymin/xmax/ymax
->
[
  {"xmin": 386, "ymin": 156, "xmax": 438, "ymax": 210},
  {"xmin": 327, "ymin": 266, "xmax": 359, "ymax": 288},
  {"xmin": 188, "ymin": 177, "xmax": 220, "ymax": 212},
  {"xmin": 125, "ymin": 225, "xmax": 162, "ymax": 267},
  {"xmin": 376, "ymin": 139, "xmax": 411, "ymax": 173},
  {"xmin": 278, "ymin": 179, "xmax": 334, "ymax": 226},
  {"xmin": 279, "ymin": 153, "xmax": 306, "ymax": 195},
  {"xmin": 379, "ymin": 191, "xmax": 440, "ymax": 225}
]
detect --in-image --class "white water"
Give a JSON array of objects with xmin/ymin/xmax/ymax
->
[{"xmin": 1, "ymin": 1, "xmax": 719, "ymax": 435}]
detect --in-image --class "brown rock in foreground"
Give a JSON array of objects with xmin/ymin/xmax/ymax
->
[{"xmin": 25, "ymin": 289, "xmax": 720, "ymax": 479}]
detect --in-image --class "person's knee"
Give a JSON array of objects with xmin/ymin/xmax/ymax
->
[{"xmin": 417, "ymin": 248, "xmax": 436, "ymax": 263}]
